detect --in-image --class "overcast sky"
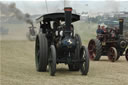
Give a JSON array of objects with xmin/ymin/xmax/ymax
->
[{"xmin": 1, "ymin": 0, "xmax": 128, "ymax": 15}]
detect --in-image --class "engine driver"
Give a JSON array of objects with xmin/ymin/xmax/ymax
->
[{"xmin": 96, "ymin": 25, "xmax": 104, "ymax": 34}]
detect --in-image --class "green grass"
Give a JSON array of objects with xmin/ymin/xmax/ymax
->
[
  {"xmin": 74, "ymin": 21, "xmax": 97, "ymax": 45},
  {"xmin": 1, "ymin": 21, "xmax": 96, "ymax": 42}
]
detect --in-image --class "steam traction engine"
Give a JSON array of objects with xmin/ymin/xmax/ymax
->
[
  {"xmin": 26, "ymin": 24, "xmax": 37, "ymax": 41},
  {"xmin": 88, "ymin": 19, "xmax": 128, "ymax": 62},
  {"xmin": 35, "ymin": 7, "xmax": 89, "ymax": 76}
]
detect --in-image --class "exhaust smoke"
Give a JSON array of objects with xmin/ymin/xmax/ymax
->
[{"xmin": 0, "ymin": 2, "xmax": 33, "ymax": 25}]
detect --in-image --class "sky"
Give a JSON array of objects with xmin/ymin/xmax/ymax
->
[
  {"xmin": 0, "ymin": 0, "xmax": 128, "ymax": 1},
  {"xmin": 1, "ymin": 0, "xmax": 128, "ymax": 15}
]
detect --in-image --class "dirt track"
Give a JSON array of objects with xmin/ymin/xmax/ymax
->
[{"xmin": 1, "ymin": 40, "xmax": 128, "ymax": 85}]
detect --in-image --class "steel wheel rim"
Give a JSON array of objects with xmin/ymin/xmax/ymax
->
[
  {"xmin": 108, "ymin": 47, "xmax": 116, "ymax": 62},
  {"xmin": 88, "ymin": 40, "xmax": 96, "ymax": 60},
  {"xmin": 81, "ymin": 50, "xmax": 86, "ymax": 71}
]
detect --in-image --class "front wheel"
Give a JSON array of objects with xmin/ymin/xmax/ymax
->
[
  {"xmin": 125, "ymin": 49, "xmax": 128, "ymax": 61},
  {"xmin": 80, "ymin": 46, "xmax": 89, "ymax": 75},
  {"xmin": 108, "ymin": 47, "xmax": 117, "ymax": 62},
  {"xmin": 48, "ymin": 45, "xmax": 56, "ymax": 76}
]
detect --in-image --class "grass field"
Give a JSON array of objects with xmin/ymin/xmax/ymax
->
[
  {"xmin": 0, "ymin": 21, "xmax": 97, "ymax": 42},
  {"xmin": 1, "ymin": 40, "xmax": 128, "ymax": 85},
  {"xmin": 1, "ymin": 21, "xmax": 128, "ymax": 85}
]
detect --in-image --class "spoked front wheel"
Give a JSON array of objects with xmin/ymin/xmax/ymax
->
[
  {"xmin": 80, "ymin": 46, "xmax": 89, "ymax": 75},
  {"xmin": 108, "ymin": 47, "xmax": 117, "ymax": 62}
]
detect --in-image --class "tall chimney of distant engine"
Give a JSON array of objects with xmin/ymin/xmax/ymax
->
[
  {"xmin": 64, "ymin": 7, "xmax": 72, "ymax": 31},
  {"xmin": 119, "ymin": 19, "xmax": 124, "ymax": 35}
]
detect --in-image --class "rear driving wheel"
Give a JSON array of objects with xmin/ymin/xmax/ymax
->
[
  {"xmin": 80, "ymin": 46, "xmax": 89, "ymax": 75},
  {"xmin": 48, "ymin": 45, "xmax": 56, "ymax": 76},
  {"xmin": 125, "ymin": 49, "xmax": 128, "ymax": 61},
  {"xmin": 88, "ymin": 39, "xmax": 102, "ymax": 61},
  {"xmin": 108, "ymin": 47, "xmax": 117, "ymax": 62},
  {"xmin": 35, "ymin": 33, "xmax": 48, "ymax": 72}
]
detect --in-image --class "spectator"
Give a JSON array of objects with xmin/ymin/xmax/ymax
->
[
  {"xmin": 101, "ymin": 26, "xmax": 107, "ymax": 34},
  {"xmin": 96, "ymin": 25, "xmax": 104, "ymax": 34}
]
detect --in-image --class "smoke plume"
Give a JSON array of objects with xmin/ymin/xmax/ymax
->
[{"xmin": 0, "ymin": 2, "xmax": 33, "ymax": 25}]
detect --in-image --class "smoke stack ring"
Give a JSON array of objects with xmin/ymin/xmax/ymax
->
[{"xmin": 64, "ymin": 7, "xmax": 72, "ymax": 11}]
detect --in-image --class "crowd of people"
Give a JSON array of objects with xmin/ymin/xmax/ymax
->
[
  {"xmin": 96, "ymin": 25, "xmax": 107, "ymax": 34},
  {"xmin": 96, "ymin": 24, "xmax": 120, "ymax": 39}
]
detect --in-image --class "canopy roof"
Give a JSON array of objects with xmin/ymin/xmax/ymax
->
[{"xmin": 36, "ymin": 13, "xmax": 80, "ymax": 23}]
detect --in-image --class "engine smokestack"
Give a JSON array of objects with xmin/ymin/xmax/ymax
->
[
  {"xmin": 119, "ymin": 19, "xmax": 124, "ymax": 35},
  {"xmin": 64, "ymin": 7, "xmax": 72, "ymax": 31}
]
